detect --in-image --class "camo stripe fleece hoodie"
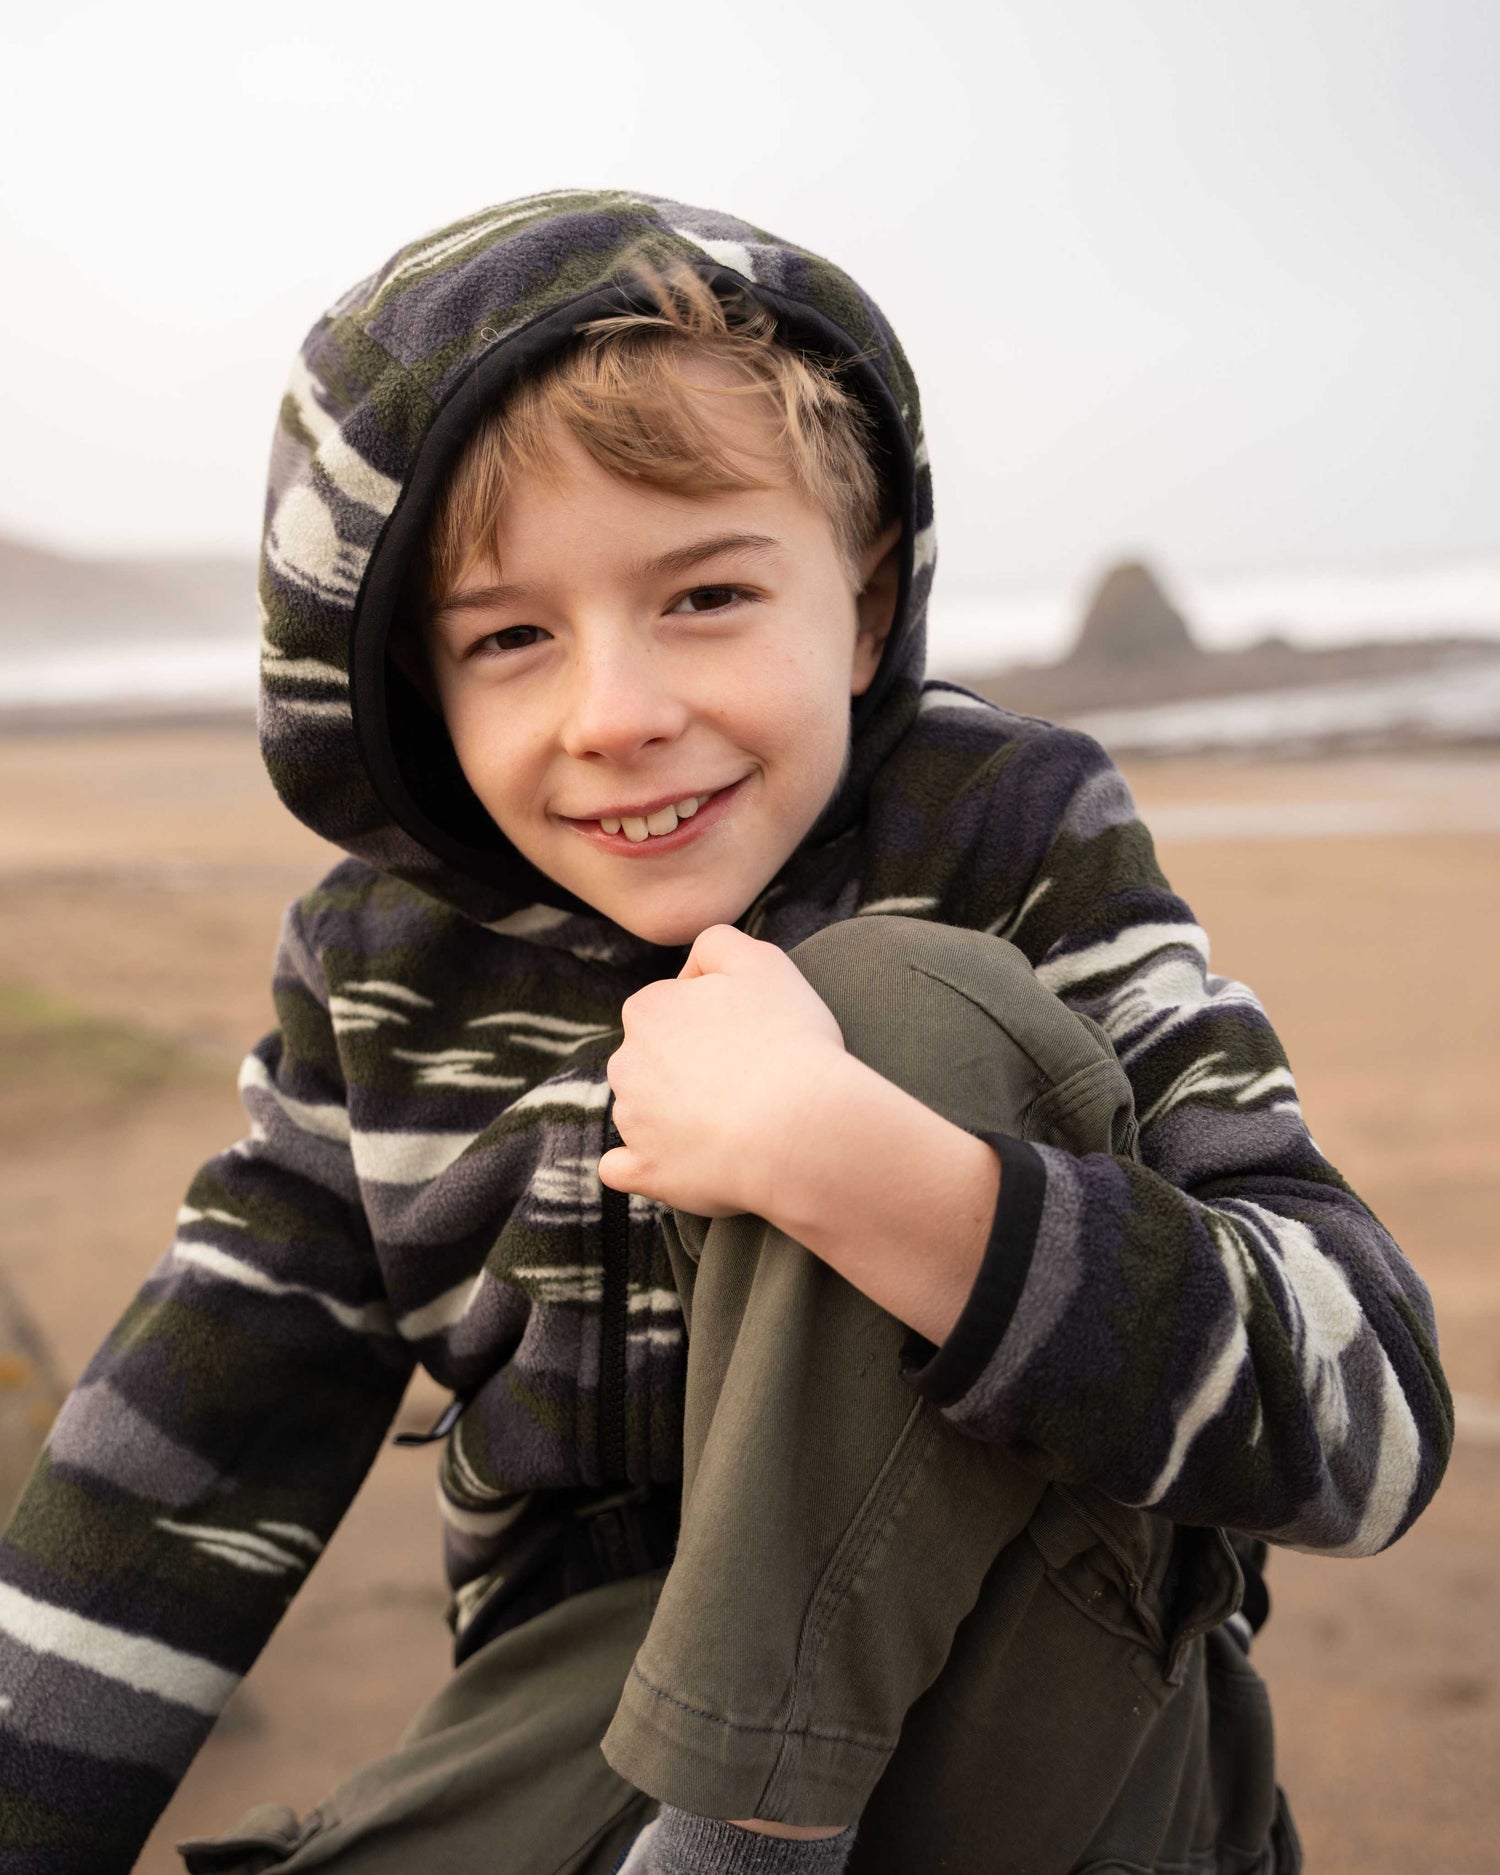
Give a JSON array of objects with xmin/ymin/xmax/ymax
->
[{"xmin": 0, "ymin": 190, "xmax": 1453, "ymax": 1872}]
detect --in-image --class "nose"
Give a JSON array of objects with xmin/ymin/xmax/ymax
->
[{"xmin": 557, "ymin": 636, "xmax": 690, "ymax": 763}]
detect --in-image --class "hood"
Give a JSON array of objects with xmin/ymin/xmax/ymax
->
[{"xmin": 257, "ymin": 188, "xmax": 935, "ymax": 935}]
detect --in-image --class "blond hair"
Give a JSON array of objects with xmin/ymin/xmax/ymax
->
[{"xmin": 422, "ymin": 259, "xmax": 891, "ymax": 613}]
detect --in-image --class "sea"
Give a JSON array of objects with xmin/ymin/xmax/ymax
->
[{"xmin": 3, "ymin": 555, "xmax": 1500, "ymax": 755}]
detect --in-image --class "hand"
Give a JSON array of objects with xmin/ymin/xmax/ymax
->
[{"xmin": 598, "ymin": 924, "xmax": 848, "ymax": 1219}]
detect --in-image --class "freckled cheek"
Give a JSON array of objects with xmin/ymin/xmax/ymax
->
[
  {"xmin": 705, "ymin": 645, "xmax": 846, "ymax": 752},
  {"xmin": 775, "ymin": 663, "xmax": 856, "ymax": 774}
]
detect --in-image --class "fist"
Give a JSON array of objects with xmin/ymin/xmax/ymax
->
[{"xmin": 599, "ymin": 924, "xmax": 847, "ymax": 1219}]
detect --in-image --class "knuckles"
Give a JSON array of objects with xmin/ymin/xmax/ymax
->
[{"xmin": 620, "ymin": 980, "xmax": 678, "ymax": 1027}]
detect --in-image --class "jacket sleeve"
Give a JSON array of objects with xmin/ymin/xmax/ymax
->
[
  {"xmin": 0, "ymin": 897, "xmax": 414, "ymax": 1874},
  {"xmin": 898, "ymin": 732, "xmax": 1454, "ymax": 1558}
]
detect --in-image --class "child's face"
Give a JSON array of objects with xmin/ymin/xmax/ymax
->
[{"xmin": 419, "ymin": 385, "xmax": 898, "ymax": 946}]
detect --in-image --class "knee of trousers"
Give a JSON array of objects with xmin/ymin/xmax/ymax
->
[{"xmin": 785, "ymin": 914, "xmax": 1139, "ymax": 1156}]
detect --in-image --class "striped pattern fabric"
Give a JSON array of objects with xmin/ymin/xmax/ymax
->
[
  {"xmin": 0, "ymin": 190, "xmax": 1452, "ymax": 1871},
  {"xmin": 893, "ymin": 720, "xmax": 1453, "ymax": 1560}
]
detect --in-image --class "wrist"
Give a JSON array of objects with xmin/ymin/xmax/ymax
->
[
  {"xmin": 760, "ymin": 1054, "xmax": 1001, "ymax": 1346},
  {"xmin": 764, "ymin": 1051, "xmax": 914, "ymax": 1239},
  {"xmin": 739, "ymin": 1041, "xmax": 856, "ymax": 1222}
]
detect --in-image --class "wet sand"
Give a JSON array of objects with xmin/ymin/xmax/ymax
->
[{"xmin": 0, "ymin": 725, "xmax": 1494, "ymax": 1871}]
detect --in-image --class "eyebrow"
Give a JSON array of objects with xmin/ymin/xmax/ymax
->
[{"xmin": 430, "ymin": 532, "xmax": 784, "ymax": 625}]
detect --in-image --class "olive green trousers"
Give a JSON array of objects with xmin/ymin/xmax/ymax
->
[{"xmin": 181, "ymin": 917, "xmax": 1300, "ymax": 1875}]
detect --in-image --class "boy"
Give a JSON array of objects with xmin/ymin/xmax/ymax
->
[{"xmin": 0, "ymin": 191, "xmax": 1451, "ymax": 1874}]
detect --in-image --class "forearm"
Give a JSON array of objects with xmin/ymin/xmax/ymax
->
[{"xmin": 759, "ymin": 1052, "xmax": 998, "ymax": 1348}]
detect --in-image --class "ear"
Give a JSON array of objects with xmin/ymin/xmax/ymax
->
[{"xmin": 850, "ymin": 519, "xmax": 903, "ymax": 698}]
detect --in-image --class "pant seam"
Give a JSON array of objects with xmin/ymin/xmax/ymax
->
[
  {"xmin": 759, "ymin": 1401, "xmax": 939, "ymax": 1808},
  {"xmin": 620, "ymin": 1658, "xmax": 894, "ymax": 1755},
  {"xmin": 790, "ymin": 1401, "xmax": 938, "ymax": 1699},
  {"xmin": 906, "ymin": 957, "xmax": 1077, "ymax": 1085}
]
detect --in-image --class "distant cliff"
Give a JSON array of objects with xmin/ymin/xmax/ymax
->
[
  {"xmin": 959, "ymin": 556, "xmax": 1500, "ymax": 720},
  {"xmin": 0, "ymin": 534, "xmax": 255, "ymax": 650}
]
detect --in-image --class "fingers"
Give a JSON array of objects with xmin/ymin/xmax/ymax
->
[
  {"xmin": 617, "ymin": 978, "xmax": 674, "ymax": 1033},
  {"xmin": 598, "ymin": 1145, "xmax": 638, "ymax": 1193},
  {"xmin": 680, "ymin": 922, "xmax": 781, "ymax": 979}
]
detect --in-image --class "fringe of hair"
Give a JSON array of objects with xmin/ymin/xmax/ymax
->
[{"xmin": 421, "ymin": 251, "xmax": 890, "ymax": 613}]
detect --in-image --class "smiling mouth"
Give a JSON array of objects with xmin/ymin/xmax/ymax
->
[
  {"xmin": 566, "ymin": 778, "xmax": 746, "ymax": 851},
  {"xmin": 602, "ymin": 791, "xmax": 713, "ymax": 842}
]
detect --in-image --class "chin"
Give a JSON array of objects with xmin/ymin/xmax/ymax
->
[{"xmin": 606, "ymin": 890, "xmax": 755, "ymax": 950}]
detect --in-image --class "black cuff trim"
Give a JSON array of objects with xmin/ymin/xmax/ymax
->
[{"xmin": 898, "ymin": 1133, "xmax": 1047, "ymax": 1409}]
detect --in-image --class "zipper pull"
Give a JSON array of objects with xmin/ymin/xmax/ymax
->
[{"xmin": 393, "ymin": 1392, "xmax": 468, "ymax": 1447}]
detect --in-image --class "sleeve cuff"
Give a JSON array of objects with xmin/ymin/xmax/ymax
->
[{"xmin": 898, "ymin": 1132, "xmax": 1047, "ymax": 1409}]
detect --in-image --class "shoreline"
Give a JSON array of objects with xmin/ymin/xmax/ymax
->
[{"xmin": 2, "ymin": 701, "xmax": 1499, "ymax": 763}]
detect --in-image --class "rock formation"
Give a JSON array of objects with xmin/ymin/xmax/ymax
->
[{"xmin": 1071, "ymin": 560, "xmax": 1201, "ymax": 666}]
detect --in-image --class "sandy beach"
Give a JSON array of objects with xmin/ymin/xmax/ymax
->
[{"xmin": 0, "ymin": 724, "xmax": 1495, "ymax": 1872}]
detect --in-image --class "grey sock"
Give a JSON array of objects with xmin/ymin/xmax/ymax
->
[{"xmin": 621, "ymin": 1802, "xmax": 859, "ymax": 1874}]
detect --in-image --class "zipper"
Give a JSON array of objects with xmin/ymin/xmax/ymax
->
[
  {"xmin": 395, "ymin": 1103, "xmax": 633, "ymax": 1476},
  {"xmin": 598, "ymin": 1099, "xmax": 631, "ymax": 1483}
]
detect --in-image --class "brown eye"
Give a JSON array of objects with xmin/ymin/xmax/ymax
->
[
  {"xmin": 475, "ymin": 626, "xmax": 545, "ymax": 655},
  {"xmin": 670, "ymin": 586, "xmax": 746, "ymax": 615}
]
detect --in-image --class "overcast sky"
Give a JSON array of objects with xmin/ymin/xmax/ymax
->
[{"xmin": 3, "ymin": 0, "xmax": 1496, "ymax": 613}]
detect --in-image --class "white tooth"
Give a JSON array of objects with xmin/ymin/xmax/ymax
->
[
  {"xmin": 674, "ymin": 795, "xmax": 702, "ymax": 818},
  {"xmin": 600, "ymin": 817, "xmax": 621, "ymax": 835},
  {"xmin": 645, "ymin": 806, "xmax": 679, "ymax": 837},
  {"xmin": 622, "ymin": 817, "xmax": 650, "ymax": 842}
]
